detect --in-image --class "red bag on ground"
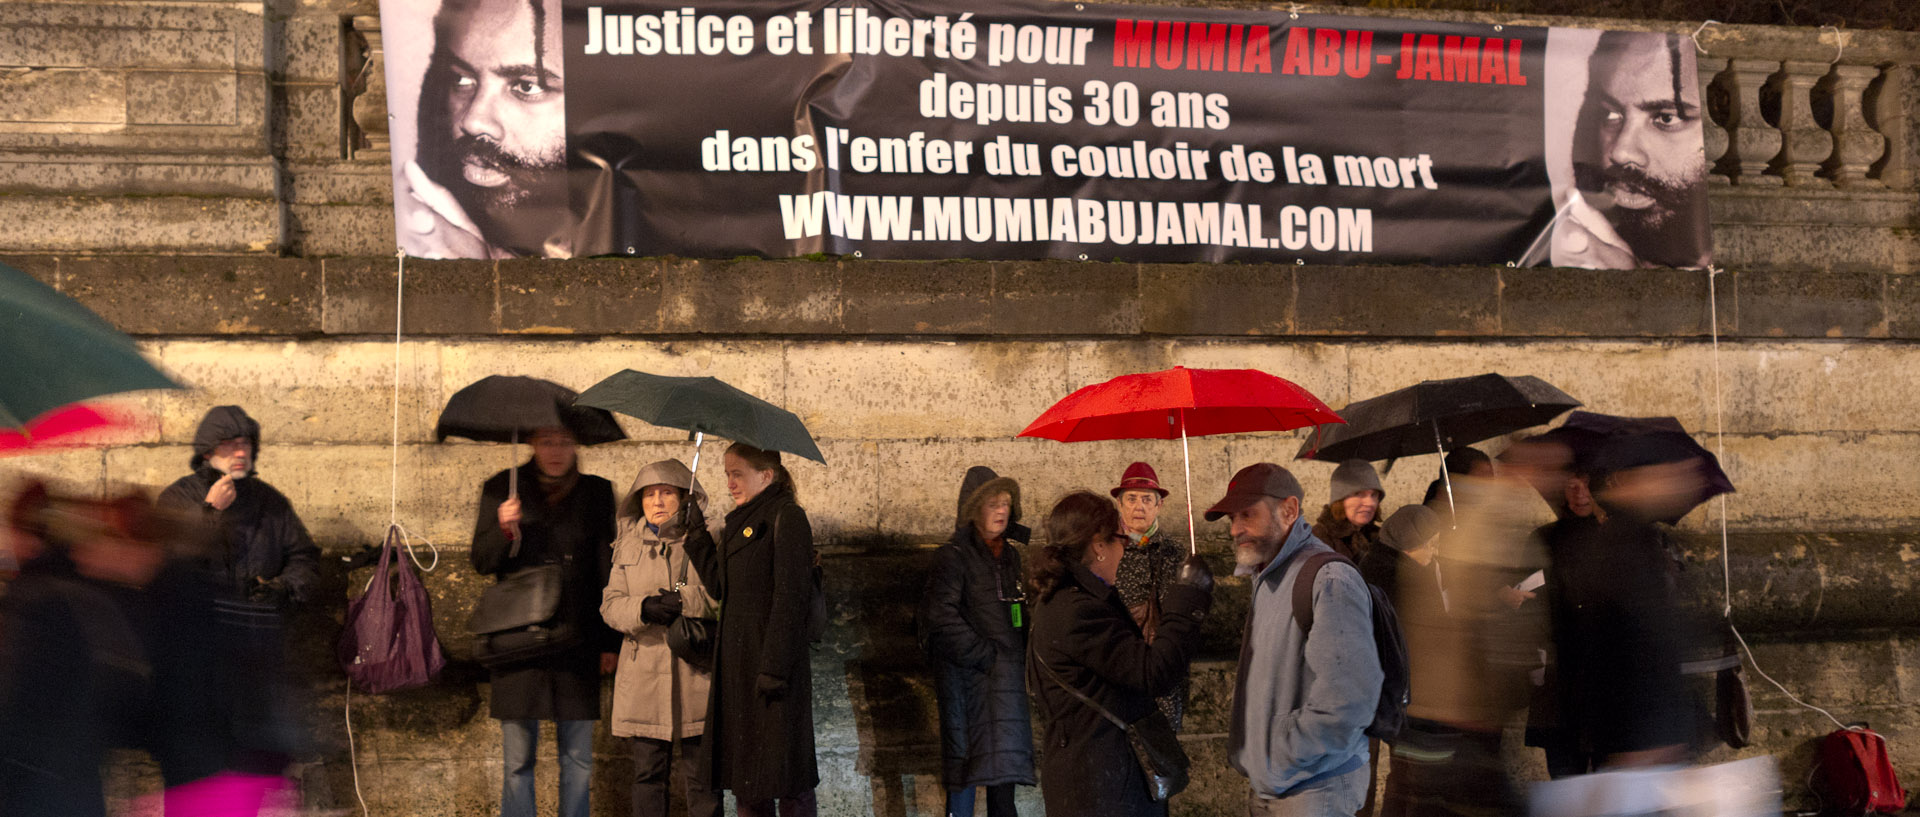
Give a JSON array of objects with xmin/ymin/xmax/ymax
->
[
  {"xmin": 338, "ymin": 525, "xmax": 445, "ymax": 693},
  {"xmin": 1816, "ymin": 725, "xmax": 1907, "ymax": 815}
]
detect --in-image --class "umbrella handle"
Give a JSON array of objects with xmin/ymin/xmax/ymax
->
[
  {"xmin": 1180, "ymin": 409, "xmax": 1196, "ymax": 556},
  {"xmin": 681, "ymin": 431, "xmax": 704, "ymax": 528},
  {"xmin": 1433, "ymin": 420, "xmax": 1457, "ymax": 526},
  {"xmin": 509, "ymin": 428, "xmax": 519, "ymax": 501}
]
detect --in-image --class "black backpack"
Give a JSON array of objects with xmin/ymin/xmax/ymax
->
[{"xmin": 1290, "ymin": 551, "xmax": 1410, "ymax": 742}]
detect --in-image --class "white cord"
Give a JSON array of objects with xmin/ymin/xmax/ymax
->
[
  {"xmin": 346, "ymin": 681, "xmax": 368, "ymax": 816},
  {"xmin": 1707, "ymin": 265, "xmax": 1856, "ymax": 734},
  {"xmin": 1820, "ymin": 25, "xmax": 1845, "ymax": 65},
  {"xmin": 1690, "ymin": 20, "xmax": 1720, "ymax": 55},
  {"xmin": 390, "ymin": 251, "xmax": 404, "ymax": 527}
]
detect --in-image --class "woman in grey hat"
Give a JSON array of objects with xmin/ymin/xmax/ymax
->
[{"xmin": 1313, "ymin": 459, "xmax": 1384, "ymax": 563}]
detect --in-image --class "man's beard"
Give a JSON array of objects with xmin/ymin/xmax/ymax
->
[
  {"xmin": 1575, "ymin": 161, "xmax": 1708, "ymax": 267},
  {"xmin": 1233, "ymin": 535, "xmax": 1278, "ymax": 577},
  {"xmin": 446, "ymin": 133, "xmax": 570, "ymax": 255}
]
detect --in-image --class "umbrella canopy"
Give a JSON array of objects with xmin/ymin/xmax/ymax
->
[
  {"xmin": 1585, "ymin": 429, "xmax": 1736, "ymax": 524},
  {"xmin": 435, "ymin": 375, "xmax": 626, "ymax": 445},
  {"xmin": 574, "ymin": 370, "xmax": 825, "ymax": 464},
  {"xmin": 1548, "ymin": 411, "xmax": 1736, "ymax": 499},
  {"xmin": 0, "ymin": 261, "xmax": 181, "ymax": 430},
  {"xmin": 1297, "ymin": 373, "xmax": 1580, "ymax": 463},
  {"xmin": 1020, "ymin": 366, "xmax": 1342, "ymax": 554},
  {"xmin": 1019, "ymin": 366, "xmax": 1343, "ymax": 442},
  {"xmin": 0, "ymin": 404, "xmax": 147, "ymax": 457}
]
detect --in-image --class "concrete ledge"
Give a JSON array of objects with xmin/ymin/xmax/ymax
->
[{"xmin": 22, "ymin": 255, "xmax": 1920, "ymax": 341}]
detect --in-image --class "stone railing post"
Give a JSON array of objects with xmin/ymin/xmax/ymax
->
[
  {"xmin": 1721, "ymin": 59, "xmax": 1782, "ymax": 186},
  {"xmin": 348, "ymin": 15, "xmax": 389, "ymax": 163},
  {"xmin": 1700, "ymin": 56, "xmax": 1730, "ymax": 185},
  {"xmin": 1770, "ymin": 61, "xmax": 1832, "ymax": 187},
  {"xmin": 1867, "ymin": 63, "xmax": 1912, "ymax": 190},
  {"xmin": 1822, "ymin": 64, "xmax": 1885, "ymax": 189}
]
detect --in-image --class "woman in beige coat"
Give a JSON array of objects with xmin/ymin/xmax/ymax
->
[{"xmin": 602, "ymin": 459, "xmax": 720, "ymax": 817}]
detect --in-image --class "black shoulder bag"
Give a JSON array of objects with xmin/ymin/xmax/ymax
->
[
  {"xmin": 467, "ymin": 528, "xmax": 583, "ymax": 668},
  {"xmin": 1033, "ymin": 652, "xmax": 1189, "ymax": 801}
]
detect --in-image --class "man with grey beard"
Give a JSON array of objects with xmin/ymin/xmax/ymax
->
[
  {"xmin": 400, "ymin": 0, "xmax": 573, "ymax": 258},
  {"xmin": 1552, "ymin": 31, "xmax": 1711, "ymax": 269},
  {"xmin": 1209, "ymin": 463, "xmax": 1382, "ymax": 817}
]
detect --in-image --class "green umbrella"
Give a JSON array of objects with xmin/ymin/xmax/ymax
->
[
  {"xmin": 575, "ymin": 370, "xmax": 826, "ymax": 466},
  {"xmin": 0, "ymin": 261, "xmax": 181, "ymax": 429}
]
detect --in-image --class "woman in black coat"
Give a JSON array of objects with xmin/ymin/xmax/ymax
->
[
  {"xmin": 682, "ymin": 443, "xmax": 819, "ymax": 817},
  {"xmin": 1027, "ymin": 491, "xmax": 1214, "ymax": 817},
  {"xmin": 470, "ymin": 428, "xmax": 618, "ymax": 817},
  {"xmin": 918, "ymin": 466, "xmax": 1036, "ymax": 817}
]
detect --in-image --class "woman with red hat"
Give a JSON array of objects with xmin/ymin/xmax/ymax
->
[{"xmin": 1109, "ymin": 461, "xmax": 1191, "ymax": 732}]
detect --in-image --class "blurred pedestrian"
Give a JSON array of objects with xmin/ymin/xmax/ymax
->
[
  {"xmin": 1540, "ymin": 438, "xmax": 1698, "ymax": 776},
  {"xmin": 1109, "ymin": 462, "xmax": 1190, "ymax": 731},
  {"xmin": 919, "ymin": 466, "xmax": 1035, "ymax": 817},
  {"xmin": 0, "ymin": 490, "xmax": 183, "ymax": 815},
  {"xmin": 1315, "ymin": 459, "xmax": 1384, "ymax": 563},
  {"xmin": 1027, "ymin": 491, "xmax": 1214, "ymax": 817},
  {"xmin": 470, "ymin": 426, "xmax": 619, "ymax": 817},
  {"xmin": 1211, "ymin": 463, "xmax": 1382, "ymax": 817},
  {"xmin": 1422, "ymin": 447, "xmax": 1493, "ymax": 509},
  {"xmin": 602, "ymin": 459, "xmax": 721, "ymax": 817},
  {"xmin": 682, "ymin": 443, "xmax": 819, "ymax": 817}
]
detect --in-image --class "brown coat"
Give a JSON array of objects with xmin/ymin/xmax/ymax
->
[{"xmin": 601, "ymin": 460, "xmax": 718, "ymax": 741}]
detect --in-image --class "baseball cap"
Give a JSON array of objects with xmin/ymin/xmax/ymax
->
[{"xmin": 1204, "ymin": 463, "xmax": 1304, "ymax": 521}]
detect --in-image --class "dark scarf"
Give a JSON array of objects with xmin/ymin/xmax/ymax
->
[{"xmin": 532, "ymin": 462, "xmax": 579, "ymax": 507}]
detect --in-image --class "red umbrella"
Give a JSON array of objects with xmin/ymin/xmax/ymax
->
[
  {"xmin": 1019, "ymin": 367, "xmax": 1343, "ymax": 552},
  {"xmin": 0, "ymin": 403, "xmax": 149, "ymax": 456}
]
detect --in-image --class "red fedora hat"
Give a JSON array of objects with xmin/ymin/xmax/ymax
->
[{"xmin": 1110, "ymin": 461, "xmax": 1169, "ymax": 498}]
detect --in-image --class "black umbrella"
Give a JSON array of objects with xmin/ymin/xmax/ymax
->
[
  {"xmin": 436, "ymin": 375, "xmax": 626, "ymax": 497},
  {"xmin": 1296, "ymin": 373, "xmax": 1581, "ymax": 512},
  {"xmin": 574, "ymin": 370, "xmax": 826, "ymax": 471},
  {"xmin": 1585, "ymin": 430, "xmax": 1736, "ymax": 524},
  {"xmin": 1551, "ymin": 411, "xmax": 1735, "ymax": 499}
]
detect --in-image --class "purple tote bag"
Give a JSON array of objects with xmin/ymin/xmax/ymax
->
[{"xmin": 339, "ymin": 525, "xmax": 445, "ymax": 693}]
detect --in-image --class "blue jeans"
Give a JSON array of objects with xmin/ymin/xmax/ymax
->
[
  {"xmin": 500, "ymin": 719, "xmax": 594, "ymax": 817},
  {"xmin": 947, "ymin": 783, "xmax": 1017, "ymax": 817}
]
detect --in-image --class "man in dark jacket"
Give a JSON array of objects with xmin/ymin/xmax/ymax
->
[
  {"xmin": 157, "ymin": 406, "xmax": 319, "ymax": 606},
  {"xmin": 156, "ymin": 405, "xmax": 317, "ymax": 773},
  {"xmin": 470, "ymin": 426, "xmax": 619, "ymax": 817},
  {"xmin": 919, "ymin": 466, "xmax": 1036, "ymax": 817}
]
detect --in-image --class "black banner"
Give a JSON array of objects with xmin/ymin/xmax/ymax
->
[{"xmin": 382, "ymin": 0, "xmax": 1711, "ymax": 269}]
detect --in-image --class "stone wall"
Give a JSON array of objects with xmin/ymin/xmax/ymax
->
[{"xmin": 3, "ymin": 0, "xmax": 1919, "ymax": 814}]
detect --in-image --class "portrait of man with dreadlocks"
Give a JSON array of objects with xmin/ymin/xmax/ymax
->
[
  {"xmin": 1548, "ymin": 31, "xmax": 1711, "ymax": 270},
  {"xmin": 397, "ymin": 0, "xmax": 573, "ymax": 258}
]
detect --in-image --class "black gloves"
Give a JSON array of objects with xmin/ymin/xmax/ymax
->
[
  {"xmin": 1166, "ymin": 555, "xmax": 1216, "ymax": 618},
  {"xmin": 248, "ymin": 577, "xmax": 289, "ymax": 605},
  {"xmin": 755, "ymin": 673, "xmax": 788, "ymax": 701},
  {"xmin": 1175, "ymin": 554, "xmax": 1215, "ymax": 594},
  {"xmin": 641, "ymin": 591, "xmax": 684, "ymax": 625}
]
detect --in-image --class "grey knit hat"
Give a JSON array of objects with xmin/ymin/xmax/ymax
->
[
  {"xmin": 1378, "ymin": 504, "xmax": 1443, "ymax": 553},
  {"xmin": 1329, "ymin": 459, "xmax": 1384, "ymax": 503}
]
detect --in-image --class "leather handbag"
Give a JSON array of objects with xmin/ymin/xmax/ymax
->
[
  {"xmin": 666, "ymin": 551, "xmax": 717, "ymax": 672},
  {"xmin": 1035, "ymin": 653, "xmax": 1189, "ymax": 801},
  {"xmin": 468, "ymin": 534, "xmax": 583, "ymax": 667},
  {"xmin": 340, "ymin": 525, "xmax": 446, "ymax": 691}
]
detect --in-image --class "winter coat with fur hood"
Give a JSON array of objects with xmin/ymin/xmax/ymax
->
[{"xmin": 603, "ymin": 460, "xmax": 720, "ymax": 741}]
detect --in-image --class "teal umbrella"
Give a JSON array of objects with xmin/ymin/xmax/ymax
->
[
  {"xmin": 575, "ymin": 370, "xmax": 826, "ymax": 466},
  {"xmin": 0, "ymin": 261, "xmax": 181, "ymax": 430}
]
